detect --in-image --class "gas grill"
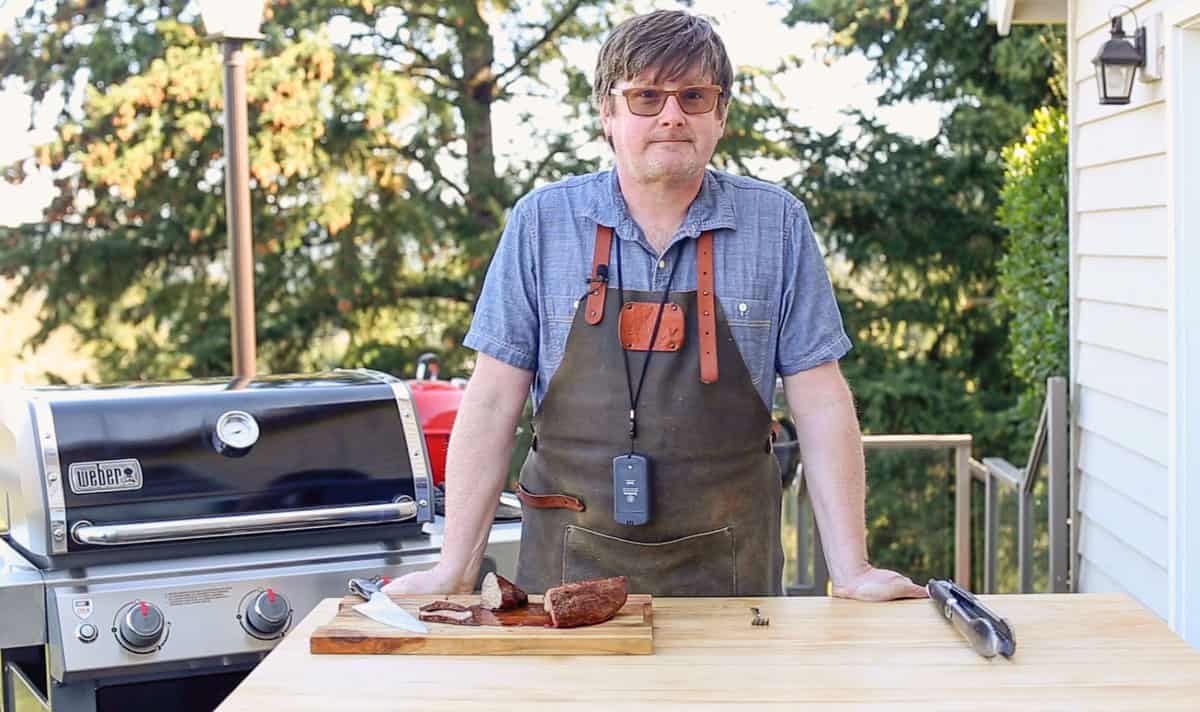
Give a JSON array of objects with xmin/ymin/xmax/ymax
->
[{"xmin": 0, "ymin": 370, "xmax": 520, "ymax": 711}]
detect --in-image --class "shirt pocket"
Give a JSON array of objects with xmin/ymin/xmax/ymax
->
[
  {"xmin": 721, "ymin": 295, "xmax": 773, "ymax": 387},
  {"xmin": 544, "ymin": 294, "xmax": 582, "ymax": 363}
]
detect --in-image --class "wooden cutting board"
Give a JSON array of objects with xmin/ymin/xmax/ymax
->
[{"xmin": 309, "ymin": 593, "xmax": 653, "ymax": 655}]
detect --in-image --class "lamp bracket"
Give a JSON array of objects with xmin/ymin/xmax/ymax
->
[{"xmin": 1139, "ymin": 13, "xmax": 1164, "ymax": 82}]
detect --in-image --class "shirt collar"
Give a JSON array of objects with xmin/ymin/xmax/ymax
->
[{"xmin": 583, "ymin": 168, "xmax": 738, "ymax": 240}]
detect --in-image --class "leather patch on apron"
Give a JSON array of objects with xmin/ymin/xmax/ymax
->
[{"xmin": 617, "ymin": 302, "xmax": 685, "ymax": 352}]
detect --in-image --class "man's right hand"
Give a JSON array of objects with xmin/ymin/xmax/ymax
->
[{"xmin": 381, "ymin": 563, "xmax": 475, "ymax": 596}]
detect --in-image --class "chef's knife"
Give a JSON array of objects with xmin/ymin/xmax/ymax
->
[
  {"xmin": 349, "ymin": 576, "xmax": 429, "ymax": 634},
  {"xmin": 927, "ymin": 578, "xmax": 1015, "ymax": 658}
]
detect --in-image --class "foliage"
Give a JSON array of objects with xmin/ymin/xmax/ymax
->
[
  {"xmin": 996, "ymin": 106, "xmax": 1069, "ymax": 422},
  {"xmin": 0, "ymin": 0, "xmax": 617, "ymax": 379},
  {"xmin": 782, "ymin": 0, "xmax": 1066, "ymax": 589}
]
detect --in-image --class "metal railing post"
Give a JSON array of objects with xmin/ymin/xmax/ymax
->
[
  {"xmin": 984, "ymin": 474, "xmax": 997, "ymax": 593},
  {"xmin": 1048, "ymin": 376, "xmax": 1070, "ymax": 592},
  {"xmin": 1018, "ymin": 487, "xmax": 1034, "ymax": 593},
  {"xmin": 812, "ymin": 518, "xmax": 828, "ymax": 595},
  {"xmin": 796, "ymin": 478, "xmax": 810, "ymax": 589},
  {"xmin": 787, "ymin": 473, "xmax": 830, "ymax": 596},
  {"xmin": 955, "ymin": 443, "xmax": 971, "ymax": 588}
]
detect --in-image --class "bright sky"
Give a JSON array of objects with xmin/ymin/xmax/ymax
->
[{"xmin": 0, "ymin": 0, "xmax": 943, "ymax": 228}]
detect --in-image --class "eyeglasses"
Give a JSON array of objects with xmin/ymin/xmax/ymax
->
[{"xmin": 609, "ymin": 85, "xmax": 724, "ymax": 117}]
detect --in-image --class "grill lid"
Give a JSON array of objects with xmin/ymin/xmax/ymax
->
[{"xmin": 1, "ymin": 370, "xmax": 434, "ymax": 562}]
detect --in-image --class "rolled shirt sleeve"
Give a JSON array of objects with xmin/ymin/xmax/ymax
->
[
  {"xmin": 463, "ymin": 198, "xmax": 540, "ymax": 371},
  {"xmin": 775, "ymin": 201, "xmax": 852, "ymax": 375}
]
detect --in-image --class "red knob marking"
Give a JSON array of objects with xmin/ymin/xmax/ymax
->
[
  {"xmin": 139, "ymin": 600, "xmax": 149, "ymax": 617},
  {"xmin": 381, "ymin": 576, "xmax": 391, "ymax": 585},
  {"xmin": 267, "ymin": 588, "xmax": 276, "ymax": 603}
]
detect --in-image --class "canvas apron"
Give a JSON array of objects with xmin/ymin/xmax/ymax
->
[{"xmin": 515, "ymin": 225, "xmax": 784, "ymax": 596}]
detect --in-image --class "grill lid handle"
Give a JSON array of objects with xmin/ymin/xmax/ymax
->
[{"xmin": 70, "ymin": 497, "xmax": 417, "ymax": 546}]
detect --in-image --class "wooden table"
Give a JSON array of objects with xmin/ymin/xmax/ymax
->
[{"xmin": 217, "ymin": 593, "xmax": 1200, "ymax": 710}]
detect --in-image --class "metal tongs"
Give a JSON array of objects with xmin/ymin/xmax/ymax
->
[{"xmin": 926, "ymin": 579, "xmax": 1016, "ymax": 659}]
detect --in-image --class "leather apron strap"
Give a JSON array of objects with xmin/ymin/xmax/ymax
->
[
  {"xmin": 584, "ymin": 225, "xmax": 613, "ymax": 326},
  {"xmin": 697, "ymin": 232, "xmax": 718, "ymax": 384}
]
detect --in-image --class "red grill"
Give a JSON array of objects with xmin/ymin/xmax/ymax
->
[{"xmin": 407, "ymin": 377, "xmax": 464, "ymax": 488}]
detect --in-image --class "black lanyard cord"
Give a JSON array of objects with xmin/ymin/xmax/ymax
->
[{"xmin": 615, "ymin": 236, "xmax": 682, "ymax": 452}]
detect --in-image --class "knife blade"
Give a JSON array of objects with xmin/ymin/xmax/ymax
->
[{"xmin": 349, "ymin": 576, "xmax": 429, "ymax": 634}]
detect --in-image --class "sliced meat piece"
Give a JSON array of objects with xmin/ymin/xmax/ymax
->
[
  {"xmin": 480, "ymin": 572, "xmax": 529, "ymax": 611},
  {"xmin": 418, "ymin": 608, "xmax": 479, "ymax": 626},
  {"xmin": 543, "ymin": 576, "xmax": 629, "ymax": 628},
  {"xmin": 419, "ymin": 600, "xmax": 471, "ymax": 613},
  {"xmin": 468, "ymin": 605, "xmax": 501, "ymax": 627}
]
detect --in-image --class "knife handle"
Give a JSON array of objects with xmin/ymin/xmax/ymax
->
[
  {"xmin": 926, "ymin": 578, "xmax": 1016, "ymax": 658},
  {"xmin": 349, "ymin": 576, "xmax": 387, "ymax": 600}
]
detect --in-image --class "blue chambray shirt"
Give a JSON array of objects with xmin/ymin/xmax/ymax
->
[{"xmin": 463, "ymin": 168, "xmax": 852, "ymax": 412}]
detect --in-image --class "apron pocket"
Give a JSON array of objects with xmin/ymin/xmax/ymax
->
[{"xmin": 562, "ymin": 525, "xmax": 737, "ymax": 596}]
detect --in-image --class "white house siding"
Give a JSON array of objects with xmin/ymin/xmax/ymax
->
[{"xmin": 1070, "ymin": 0, "xmax": 1171, "ymax": 617}]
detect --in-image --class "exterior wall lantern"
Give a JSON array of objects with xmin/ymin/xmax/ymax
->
[
  {"xmin": 1092, "ymin": 13, "xmax": 1146, "ymax": 105},
  {"xmin": 1091, "ymin": 6, "xmax": 1165, "ymax": 106},
  {"xmin": 197, "ymin": 0, "xmax": 266, "ymax": 378}
]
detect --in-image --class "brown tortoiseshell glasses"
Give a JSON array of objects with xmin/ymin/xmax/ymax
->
[{"xmin": 609, "ymin": 85, "xmax": 724, "ymax": 116}]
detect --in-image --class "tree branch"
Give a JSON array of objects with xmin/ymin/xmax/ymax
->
[
  {"xmin": 495, "ymin": 0, "xmax": 587, "ymax": 86},
  {"xmin": 404, "ymin": 10, "xmax": 457, "ymax": 29},
  {"xmin": 374, "ymin": 143, "xmax": 469, "ymax": 201},
  {"xmin": 520, "ymin": 136, "xmax": 571, "ymax": 196},
  {"xmin": 381, "ymin": 34, "xmax": 458, "ymax": 82},
  {"xmin": 369, "ymin": 53, "xmax": 455, "ymax": 90}
]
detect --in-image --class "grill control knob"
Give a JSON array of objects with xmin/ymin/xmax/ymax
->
[
  {"xmin": 244, "ymin": 588, "xmax": 290, "ymax": 637},
  {"xmin": 117, "ymin": 600, "xmax": 165, "ymax": 652}
]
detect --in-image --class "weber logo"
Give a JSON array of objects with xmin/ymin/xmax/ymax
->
[{"xmin": 68, "ymin": 459, "xmax": 143, "ymax": 494}]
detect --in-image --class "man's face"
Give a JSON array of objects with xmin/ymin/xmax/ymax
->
[{"xmin": 601, "ymin": 70, "xmax": 726, "ymax": 187}]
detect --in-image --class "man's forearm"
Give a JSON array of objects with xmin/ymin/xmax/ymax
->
[
  {"xmin": 784, "ymin": 365, "xmax": 870, "ymax": 584},
  {"xmin": 437, "ymin": 363, "xmax": 531, "ymax": 589}
]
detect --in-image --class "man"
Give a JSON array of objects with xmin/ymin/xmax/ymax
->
[{"xmin": 387, "ymin": 10, "xmax": 926, "ymax": 601}]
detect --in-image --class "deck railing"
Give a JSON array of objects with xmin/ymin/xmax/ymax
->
[
  {"xmin": 974, "ymin": 376, "xmax": 1070, "ymax": 593},
  {"xmin": 785, "ymin": 377, "xmax": 1070, "ymax": 595}
]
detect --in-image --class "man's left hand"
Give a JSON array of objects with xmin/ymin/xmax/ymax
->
[{"xmin": 832, "ymin": 567, "xmax": 928, "ymax": 602}]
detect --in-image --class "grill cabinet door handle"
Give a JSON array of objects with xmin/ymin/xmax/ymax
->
[{"xmin": 70, "ymin": 498, "xmax": 418, "ymax": 546}]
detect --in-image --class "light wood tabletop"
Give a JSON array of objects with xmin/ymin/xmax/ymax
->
[{"xmin": 216, "ymin": 593, "xmax": 1200, "ymax": 711}]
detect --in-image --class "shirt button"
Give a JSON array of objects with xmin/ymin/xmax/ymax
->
[
  {"xmin": 658, "ymin": 259, "xmax": 667, "ymax": 269},
  {"xmin": 738, "ymin": 303, "xmax": 748, "ymax": 313}
]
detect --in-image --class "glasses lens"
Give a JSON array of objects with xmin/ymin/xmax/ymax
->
[
  {"xmin": 627, "ymin": 88, "xmax": 666, "ymax": 116},
  {"xmin": 679, "ymin": 87, "xmax": 718, "ymax": 114}
]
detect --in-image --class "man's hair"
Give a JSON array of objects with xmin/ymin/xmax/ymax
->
[{"xmin": 593, "ymin": 10, "xmax": 733, "ymax": 116}]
